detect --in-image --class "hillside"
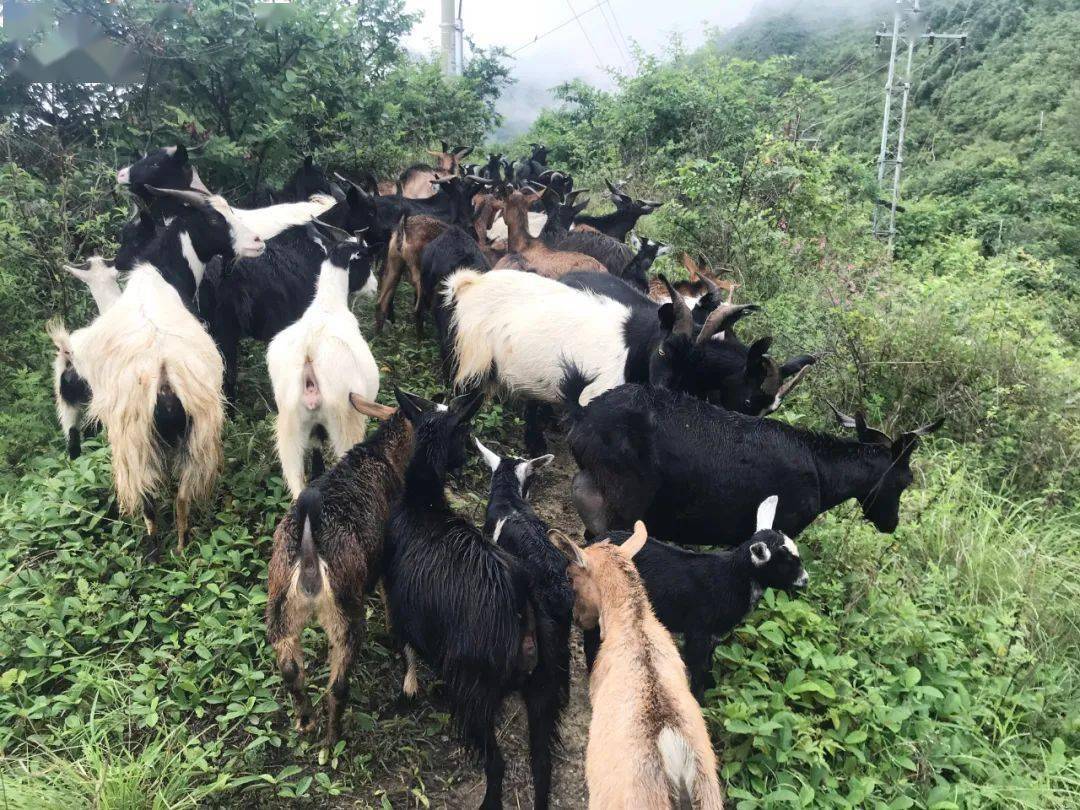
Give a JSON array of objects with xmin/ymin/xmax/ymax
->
[{"xmin": 709, "ymin": 0, "xmax": 1080, "ymax": 338}]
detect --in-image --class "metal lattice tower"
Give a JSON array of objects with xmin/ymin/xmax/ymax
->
[{"xmin": 872, "ymin": 1, "xmax": 966, "ymax": 254}]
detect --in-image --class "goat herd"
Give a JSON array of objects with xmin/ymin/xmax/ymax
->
[{"xmin": 47, "ymin": 141, "xmax": 943, "ymax": 809}]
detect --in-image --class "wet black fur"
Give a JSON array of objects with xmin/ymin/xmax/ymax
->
[{"xmin": 383, "ymin": 391, "xmax": 556, "ymax": 810}]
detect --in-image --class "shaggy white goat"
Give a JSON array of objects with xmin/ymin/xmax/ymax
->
[
  {"xmin": 70, "ymin": 264, "xmax": 225, "ymax": 556},
  {"xmin": 266, "ymin": 224, "xmax": 379, "ymax": 498},
  {"xmin": 445, "ymin": 268, "xmax": 630, "ymax": 406},
  {"xmin": 46, "ymin": 258, "xmax": 123, "ymax": 457}
]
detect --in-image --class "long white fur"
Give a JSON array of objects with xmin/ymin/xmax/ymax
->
[
  {"xmin": 47, "ymin": 259, "xmax": 125, "ymax": 442},
  {"xmin": 444, "ymin": 269, "xmax": 631, "ymax": 405},
  {"xmin": 69, "ymin": 264, "xmax": 224, "ymax": 517},
  {"xmin": 233, "ymin": 194, "xmax": 337, "ymax": 242},
  {"xmin": 267, "ymin": 244, "xmax": 379, "ymax": 498},
  {"xmin": 486, "ymin": 210, "xmax": 546, "ymax": 241}
]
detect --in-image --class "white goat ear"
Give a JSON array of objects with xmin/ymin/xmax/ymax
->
[
  {"xmin": 750, "ymin": 541, "xmax": 771, "ymax": 566},
  {"xmin": 756, "ymin": 495, "xmax": 779, "ymax": 532},
  {"xmin": 527, "ymin": 454, "xmax": 554, "ymax": 474},
  {"xmin": 473, "ymin": 437, "xmax": 502, "ymax": 471}
]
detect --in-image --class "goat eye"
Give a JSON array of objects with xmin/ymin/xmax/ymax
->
[{"xmin": 657, "ymin": 347, "xmax": 665, "ymax": 357}]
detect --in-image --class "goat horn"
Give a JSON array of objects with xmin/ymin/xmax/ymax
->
[
  {"xmin": 774, "ymin": 363, "xmax": 812, "ymax": 401},
  {"xmin": 311, "ymin": 218, "xmax": 353, "ymax": 243},
  {"xmin": 826, "ymin": 400, "xmax": 858, "ymax": 429},
  {"xmin": 144, "ymin": 185, "xmax": 211, "ymax": 208},
  {"xmin": 349, "ymin": 393, "xmax": 397, "ymax": 420},
  {"xmin": 695, "ymin": 303, "xmax": 760, "ymax": 345},
  {"xmin": 188, "ymin": 167, "xmax": 211, "ymax": 195},
  {"xmin": 659, "ymin": 276, "xmax": 693, "ymax": 338},
  {"xmin": 910, "ymin": 416, "xmax": 946, "ymax": 436}
]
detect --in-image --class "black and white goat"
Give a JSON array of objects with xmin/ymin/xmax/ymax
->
[
  {"xmin": 383, "ymin": 390, "xmax": 559, "ymax": 810},
  {"xmin": 267, "ymin": 222, "xmax": 379, "ymax": 498},
  {"xmin": 443, "ymin": 267, "xmax": 808, "ymax": 453},
  {"xmin": 46, "ymin": 258, "xmax": 123, "ymax": 458},
  {"xmin": 582, "ymin": 495, "xmax": 809, "ymax": 698},
  {"xmin": 561, "ymin": 372, "xmax": 944, "ymax": 545}
]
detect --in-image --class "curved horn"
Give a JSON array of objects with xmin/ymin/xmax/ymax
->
[
  {"xmin": 695, "ymin": 303, "xmax": 760, "ymax": 345},
  {"xmin": 827, "ymin": 400, "xmax": 858, "ymax": 429},
  {"xmin": 311, "ymin": 218, "xmax": 353, "ymax": 243},
  {"xmin": 910, "ymin": 416, "xmax": 945, "ymax": 436},
  {"xmin": 144, "ymin": 185, "xmax": 211, "ymax": 208},
  {"xmin": 659, "ymin": 276, "xmax": 693, "ymax": 338},
  {"xmin": 774, "ymin": 363, "xmax": 813, "ymax": 401}
]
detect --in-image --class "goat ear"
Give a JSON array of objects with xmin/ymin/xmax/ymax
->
[
  {"xmin": 548, "ymin": 529, "xmax": 588, "ymax": 569},
  {"xmin": 473, "ymin": 437, "xmax": 502, "ymax": 471},
  {"xmin": 892, "ymin": 418, "xmax": 942, "ymax": 460},
  {"xmin": 527, "ymin": 454, "xmax": 555, "ymax": 475},
  {"xmin": 750, "ymin": 541, "xmax": 772, "ymax": 566},
  {"xmin": 394, "ymin": 388, "xmax": 433, "ymax": 422},
  {"xmin": 657, "ymin": 302, "xmax": 676, "ymax": 332},
  {"xmin": 303, "ymin": 155, "xmax": 314, "ymax": 168},
  {"xmin": 349, "ymin": 394, "xmax": 397, "ymax": 420},
  {"xmin": 855, "ymin": 412, "xmax": 892, "ymax": 447},
  {"xmin": 756, "ymin": 495, "xmax": 779, "ymax": 532},
  {"xmin": 629, "ymin": 232, "xmax": 641, "ymax": 252},
  {"xmin": 449, "ymin": 387, "xmax": 485, "ymax": 424},
  {"xmin": 328, "ymin": 182, "xmax": 346, "ymax": 202},
  {"xmin": 171, "ymin": 144, "xmax": 188, "ymax": 163},
  {"xmin": 746, "ymin": 337, "xmax": 773, "ymax": 371},
  {"xmin": 619, "ymin": 521, "xmax": 649, "ymax": 560}
]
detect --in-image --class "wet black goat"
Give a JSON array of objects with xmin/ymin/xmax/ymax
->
[{"xmin": 383, "ymin": 390, "xmax": 560, "ymax": 810}]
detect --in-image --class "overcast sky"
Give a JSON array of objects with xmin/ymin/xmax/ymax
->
[{"xmin": 402, "ymin": 0, "xmax": 758, "ymax": 134}]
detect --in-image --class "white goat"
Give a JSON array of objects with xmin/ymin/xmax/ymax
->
[
  {"xmin": 70, "ymin": 264, "xmax": 225, "ymax": 556},
  {"xmin": 46, "ymin": 258, "xmax": 123, "ymax": 458},
  {"xmin": 266, "ymin": 223, "xmax": 379, "ymax": 498},
  {"xmin": 445, "ymin": 268, "xmax": 630, "ymax": 405}
]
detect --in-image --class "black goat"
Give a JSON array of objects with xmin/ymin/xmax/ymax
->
[
  {"xmin": 475, "ymin": 439, "xmax": 571, "ymax": 805},
  {"xmin": 479, "ymin": 153, "xmax": 505, "ymax": 182},
  {"xmin": 581, "ymin": 495, "xmax": 809, "ymax": 698},
  {"xmin": 419, "ymin": 224, "xmax": 490, "ymax": 365},
  {"xmin": 562, "ymin": 374, "xmax": 944, "ymax": 544},
  {"xmin": 383, "ymin": 390, "xmax": 558, "ymax": 810},
  {"xmin": 244, "ymin": 155, "xmax": 343, "ymax": 207},
  {"xmin": 513, "ymin": 143, "xmax": 550, "ymax": 185},
  {"xmin": 116, "ymin": 144, "xmax": 211, "ymax": 219},
  {"xmin": 538, "ymin": 186, "xmax": 634, "ymax": 275},
  {"xmin": 573, "ymin": 180, "xmax": 663, "ymax": 241},
  {"xmin": 618, "ymin": 236, "xmax": 666, "ymax": 294},
  {"xmin": 560, "ymin": 271, "xmax": 813, "ymax": 413}
]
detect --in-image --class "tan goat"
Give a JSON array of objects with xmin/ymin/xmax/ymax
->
[
  {"xmin": 493, "ymin": 187, "xmax": 607, "ymax": 279},
  {"xmin": 552, "ymin": 523, "xmax": 725, "ymax": 810},
  {"xmin": 375, "ymin": 214, "xmax": 450, "ymax": 334}
]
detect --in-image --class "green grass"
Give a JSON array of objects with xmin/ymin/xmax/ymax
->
[{"xmin": 1, "ymin": 296, "xmax": 1077, "ymax": 808}]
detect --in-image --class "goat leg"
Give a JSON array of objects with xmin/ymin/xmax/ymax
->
[
  {"xmin": 682, "ymin": 632, "xmax": 717, "ymax": 702},
  {"xmin": 273, "ymin": 633, "xmax": 316, "ymax": 734},
  {"xmin": 324, "ymin": 607, "xmax": 363, "ymax": 748},
  {"xmin": 142, "ymin": 496, "xmax": 161, "ymax": 564}
]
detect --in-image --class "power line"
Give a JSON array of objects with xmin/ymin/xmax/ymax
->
[
  {"xmin": 596, "ymin": 2, "xmax": 630, "ymax": 69},
  {"xmin": 566, "ymin": 0, "xmax": 606, "ymax": 69},
  {"xmin": 508, "ymin": 0, "xmax": 609, "ymax": 57},
  {"xmin": 605, "ymin": 1, "xmax": 632, "ymax": 64}
]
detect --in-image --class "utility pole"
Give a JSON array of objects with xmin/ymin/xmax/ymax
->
[
  {"xmin": 440, "ymin": 0, "xmax": 464, "ymax": 76},
  {"xmin": 872, "ymin": 1, "xmax": 966, "ymax": 255}
]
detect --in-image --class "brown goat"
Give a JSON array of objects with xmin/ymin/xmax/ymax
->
[
  {"xmin": 375, "ymin": 214, "xmax": 450, "ymax": 334},
  {"xmin": 265, "ymin": 396, "xmax": 414, "ymax": 747},
  {"xmin": 552, "ymin": 523, "xmax": 725, "ymax": 809},
  {"xmin": 400, "ymin": 142, "xmax": 473, "ymax": 198},
  {"xmin": 472, "ymin": 193, "xmax": 508, "ymax": 265},
  {"xmin": 493, "ymin": 187, "xmax": 607, "ymax": 279}
]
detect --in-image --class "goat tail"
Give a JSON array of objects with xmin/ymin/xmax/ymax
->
[
  {"xmin": 658, "ymin": 727, "xmax": 697, "ymax": 810},
  {"xmin": 46, "ymin": 316, "xmax": 72, "ymax": 355},
  {"xmin": 443, "ymin": 269, "xmax": 495, "ymax": 391},
  {"xmin": 394, "ymin": 211, "xmax": 409, "ymax": 248},
  {"xmin": 164, "ymin": 351, "xmax": 225, "ymax": 510},
  {"xmin": 558, "ymin": 361, "xmax": 594, "ymax": 427},
  {"xmin": 295, "ymin": 487, "xmax": 323, "ymax": 598}
]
